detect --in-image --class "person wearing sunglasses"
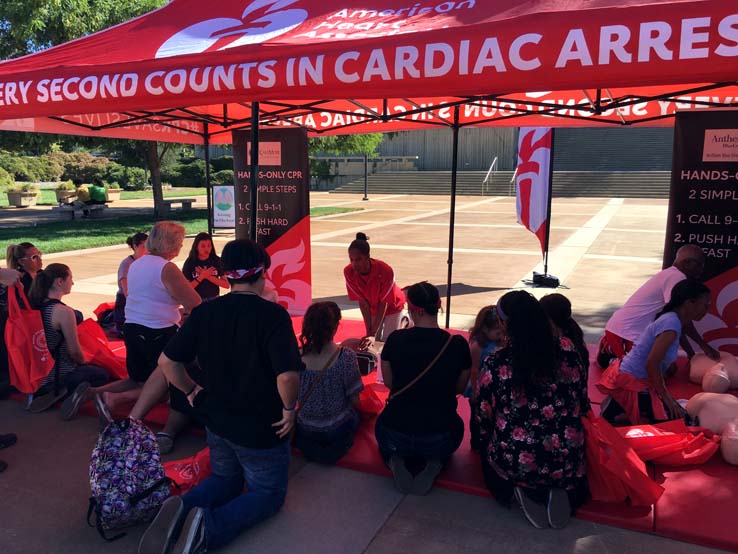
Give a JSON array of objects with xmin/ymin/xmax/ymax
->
[{"xmin": 1, "ymin": 243, "xmax": 43, "ymax": 397}]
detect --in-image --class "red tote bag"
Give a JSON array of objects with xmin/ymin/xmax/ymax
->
[
  {"xmin": 77, "ymin": 318, "xmax": 128, "ymax": 380},
  {"xmin": 4, "ymin": 284, "xmax": 55, "ymax": 393},
  {"xmin": 582, "ymin": 412, "xmax": 665, "ymax": 507}
]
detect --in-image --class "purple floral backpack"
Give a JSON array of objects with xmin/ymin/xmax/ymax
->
[{"xmin": 88, "ymin": 418, "xmax": 172, "ymax": 541}]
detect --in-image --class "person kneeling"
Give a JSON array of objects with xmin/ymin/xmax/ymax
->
[
  {"xmin": 295, "ymin": 302, "xmax": 363, "ymax": 464},
  {"xmin": 375, "ymin": 282, "xmax": 471, "ymax": 495},
  {"xmin": 598, "ymin": 279, "xmax": 712, "ymax": 425},
  {"xmin": 475, "ymin": 291, "xmax": 589, "ymax": 529},
  {"xmin": 140, "ymin": 239, "xmax": 303, "ymax": 554}
]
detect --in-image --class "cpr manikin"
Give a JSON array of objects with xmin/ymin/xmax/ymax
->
[
  {"xmin": 689, "ymin": 352, "xmax": 738, "ymax": 393},
  {"xmin": 686, "ymin": 392, "xmax": 738, "ymax": 465}
]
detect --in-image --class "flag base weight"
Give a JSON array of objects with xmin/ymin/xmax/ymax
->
[{"xmin": 532, "ymin": 272, "xmax": 560, "ymax": 288}]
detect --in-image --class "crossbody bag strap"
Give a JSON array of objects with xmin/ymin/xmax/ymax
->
[
  {"xmin": 387, "ymin": 334, "xmax": 454, "ymax": 404},
  {"xmin": 41, "ymin": 298, "xmax": 64, "ymax": 394},
  {"xmin": 299, "ymin": 347, "xmax": 343, "ymax": 411}
]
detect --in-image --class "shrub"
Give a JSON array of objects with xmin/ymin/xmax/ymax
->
[
  {"xmin": 7, "ymin": 183, "xmax": 39, "ymax": 194},
  {"xmin": 211, "ymin": 156, "xmax": 233, "ymax": 172},
  {"xmin": 0, "ymin": 167, "xmax": 13, "ymax": 189},
  {"xmin": 55, "ymin": 179, "xmax": 75, "ymax": 191},
  {"xmin": 104, "ymin": 163, "xmax": 146, "ymax": 190},
  {"xmin": 60, "ymin": 152, "xmax": 109, "ymax": 182},
  {"xmin": 0, "ymin": 152, "xmax": 32, "ymax": 181},
  {"xmin": 164, "ymin": 159, "xmax": 211, "ymax": 187},
  {"xmin": 211, "ymin": 169, "xmax": 234, "ymax": 186}
]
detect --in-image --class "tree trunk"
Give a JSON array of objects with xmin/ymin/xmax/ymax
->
[{"xmin": 146, "ymin": 142, "xmax": 164, "ymax": 217}]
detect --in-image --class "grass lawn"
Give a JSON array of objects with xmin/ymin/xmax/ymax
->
[
  {"xmin": 0, "ymin": 187, "xmax": 207, "ymax": 207},
  {"xmin": 0, "ymin": 206, "xmax": 360, "ymax": 254}
]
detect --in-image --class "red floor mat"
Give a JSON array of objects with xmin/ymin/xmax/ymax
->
[{"xmin": 654, "ymin": 456, "xmax": 738, "ymax": 552}]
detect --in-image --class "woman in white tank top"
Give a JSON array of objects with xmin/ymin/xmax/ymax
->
[{"xmin": 95, "ymin": 221, "xmax": 201, "ymax": 454}]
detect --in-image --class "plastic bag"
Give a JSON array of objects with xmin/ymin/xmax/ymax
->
[{"xmin": 77, "ymin": 318, "xmax": 128, "ymax": 380}]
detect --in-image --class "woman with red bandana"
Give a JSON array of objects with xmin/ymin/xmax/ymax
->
[{"xmin": 343, "ymin": 233, "xmax": 405, "ymax": 347}]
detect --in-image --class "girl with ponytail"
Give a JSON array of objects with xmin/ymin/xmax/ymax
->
[
  {"xmin": 343, "ymin": 232, "xmax": 405, "ymax": 348},
  {"xmin": 295, "ymin": 302, "xmax": 364, "ymax": 464},
  {"xmin": 113, "ymin": 231, "xmax": 148, "ymax": 335},
  {"xmin": 28, "ymin": 264, "xmax": 110, "ymax": 417},
  {"xmin": 599, "ymin": 279, "xmax": 712, "ymax": 426}
]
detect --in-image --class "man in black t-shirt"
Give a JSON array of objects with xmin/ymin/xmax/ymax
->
[{"xmin": 140, "ymin": 240, "xmax": 302, "ymax": 554}]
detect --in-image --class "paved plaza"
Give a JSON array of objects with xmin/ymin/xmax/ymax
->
[{"xmin": 1, "ymin": 192, "xmax": 726, "ymax": 554}]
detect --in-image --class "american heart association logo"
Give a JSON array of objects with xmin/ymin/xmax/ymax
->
[
  {"xmin": 156, "ymin": 0, "xmax": 307, "ymax": 59},
  {"xmin": 32, "ymin": 329, "xmax": 50, "ymax": 362}
]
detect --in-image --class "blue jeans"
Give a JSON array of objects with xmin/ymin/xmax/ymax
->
[
  {"xmin": 181, "ymin": 430, "xmax": 290, "ymax": 550},
  {"xmin": 294, "ymin": 412, "xmax": 359, "ymax": 465},
  {"xmin": 375, "ymin": 415, "xmax": 463, "ymax": 464}
]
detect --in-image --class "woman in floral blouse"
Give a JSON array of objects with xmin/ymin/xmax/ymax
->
[{"xmin": 475, "ymin": 291, "xmax": 589, "ymax": 530}]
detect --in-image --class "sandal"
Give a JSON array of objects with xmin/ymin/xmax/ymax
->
[
  {"xmin": 0, "ymin": 434, "xmax": 17, "ymax": 450},
  {"xmin": 155, "ymin": 432, "xmax": 175, "ymax": 455},
  {"xmin": 61, "ymin": 382, "xmax": 90, "ymax": 421},
  {"xmin": 28, "ymin": 387, "xmax": 68, "ymax": 414}
]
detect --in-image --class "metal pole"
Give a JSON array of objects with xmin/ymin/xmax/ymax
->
[
  {"xmin": 363, "ymin": 153, "xmax": 369, "ymax": 201},
  {"xmin": 445, "ymin": 106, "xmax": 460, "ymax": 329},
  {"xmin": 203, "ymin": 123, "xmax": 214, "ymax": 235},
  {"xmin": 249, "ymin": 103, "xmax": 259, "ymax": 241},
  {"xmin": 543, "ymin": 129, "xmax": 555, "ymax": 275}
]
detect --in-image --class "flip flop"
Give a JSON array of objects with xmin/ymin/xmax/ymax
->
[
  {"xmin": 28, "ymin": 387, "xmax": 68, "ymax": 414},
  {"xmin": 138, "ymin": 496, "xmax": 184, "ymax": 554},
  {"xmin": 94, "ymin": 394, "xmax": 114, "ymax": 430},
  {"xmin": 0, "ymin": 434, "xmax": 17, "ymax": 449},
  {"xmin": 155, "ymin": 432, "xmax": 175, "ymax": 455},
  {"xmin": 61, "ymin": 382, "xmax": 91, "ymax": 421}
]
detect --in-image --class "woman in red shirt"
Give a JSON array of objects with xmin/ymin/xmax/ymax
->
[{"xmin": 343, "ymin": 233, "xmax": 405, "ymax": 344}]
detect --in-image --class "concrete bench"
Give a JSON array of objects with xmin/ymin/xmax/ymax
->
[
  {"xmin": 51, "ymin": 203, "xmax": 107, "ymax": 220},
  {"xmin": 161, "ymin": 198, "xmax": 195, "ymax": 215}
]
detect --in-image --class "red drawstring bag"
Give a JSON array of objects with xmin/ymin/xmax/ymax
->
[
  {"xmin": 582, "ymin": 411, "xmax": 665, "ymax": 506},
  {"xmin": 77, "ymin": 319, "xmax": 128, "ymax": 380},
  {"xmin": 164, "ymin": 448, "xmax": 211, "ymax": 495},
  {"xmin": 4, "ymin": 284, "xmax": 55, "ymax": 394},
  {"xmin": 617, "ymin": 420, "xmax": 719, "ymax": 466}
]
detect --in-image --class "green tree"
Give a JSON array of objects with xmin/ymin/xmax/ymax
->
[
  {"xmin": 0, "ymin": 0, "xmax": 166, "ymax": 59},
  {"xmin": 309, "ymin": 133, "xmax": 384, "ymax": 156}
]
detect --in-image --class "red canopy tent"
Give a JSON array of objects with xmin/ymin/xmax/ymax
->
[{"xmin": 0, "ymin": 0, "xmax": 736, "ymax": 321}]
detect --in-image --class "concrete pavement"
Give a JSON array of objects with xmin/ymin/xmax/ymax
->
[{"xmin": 2, "ymin": 192, "xmax": 723, "ymax": 553}]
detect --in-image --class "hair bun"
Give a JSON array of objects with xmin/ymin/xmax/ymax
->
[{"xmin": 356, "ymin": 232, "xmax": 369, "ymax": 241}]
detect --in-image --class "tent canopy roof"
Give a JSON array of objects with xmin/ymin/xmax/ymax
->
[{"xmin": 0, "ymin": 0, "xmax": 736, "ymax": 143}]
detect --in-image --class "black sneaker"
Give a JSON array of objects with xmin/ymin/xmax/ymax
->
[
  {"xmin": 171, "ymin": 508, "xmax": 205, "ymax": 554},
  {"xmin": 138, "ymin": 496, "xmax": 184, "ymax": 554},
  {"xmin": 547, "ymin": 488, "xmax": 571, "ymax": 529},
  {"xmin": 514, "ymin": 486, "xmax": 548, "ymax": 529}
]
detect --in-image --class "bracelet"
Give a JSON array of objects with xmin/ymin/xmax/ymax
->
[{"xmin": 283, "ymin": 404, "xmax": 296, "ymax": 412}]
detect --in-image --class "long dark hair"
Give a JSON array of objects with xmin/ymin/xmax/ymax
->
[
  {"xmin": 498, "ymin": 290, "xmax": 556, "ymax": 387},
  {"xmin": 469, "ymin": 305, "xmax": 501, "ymax": 345},
  {"xmin": 539, "ymin": 293, "xmax": 589, "ymax": 369},
  {"xmin": 300, "ymin": 302, "xmax": 341, "ymax": 355},
  {"xmin": 6, "ymin": 242, "xmax": 35, "ymax": 270},
  {"xmin": 187, "ymin": 232, "xmax": 219, "ymax": 265},
  {"xmin": 348, "ymin": 232, "xmax": 370, "ymax": 256},
  {"xmin": 655, "ymin": 279, "xmax": 711, "ymax": 320},
  {"xmin": 29, "ymin": 263, "xmax": 70, "ymax": 308}
]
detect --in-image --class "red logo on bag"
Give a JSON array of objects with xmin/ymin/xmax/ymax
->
[
  {"xmin": 156, "ymin": 0, "xmax": 307, "ymax": 58},
  {"xmin": 32, "ymin": 329, "xmax": 50, "ymax": 362}
]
